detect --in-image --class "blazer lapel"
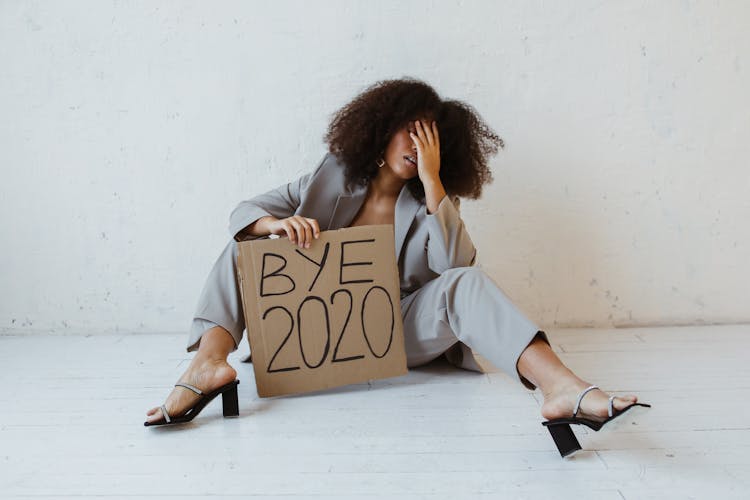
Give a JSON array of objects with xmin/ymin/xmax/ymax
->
[
  {"xmin": 394, "ymin": 186, "xmax": 422, "ymax": 261},
  {"xmin": 327, "ymin": 182, "xmax": 368, "ymax": 230},
  {"xmin": 327, "ymin": 181, "xmax": 421, "ymax": 261}
]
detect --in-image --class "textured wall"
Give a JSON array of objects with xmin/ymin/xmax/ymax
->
[{"xmin": 1, "ymin": 0, "xmax": 748, "ymax": 334}]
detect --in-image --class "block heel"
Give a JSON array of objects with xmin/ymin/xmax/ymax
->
[
  {"xmin": 222, "ymin": 380, "xmax": 240, "ymax": 417},
  {"xmin": 543, "ymin": 423, "xmax": 581, "ymax": 458}
]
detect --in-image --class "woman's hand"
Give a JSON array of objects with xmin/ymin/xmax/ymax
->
[
  {"xmin": 409, "ymin": 120, "xmax": 441, "ymax": 185},
  {"xmin": 410, "ymin": 120, "xmax": 448, "ymax": 214},
  {"xmin": 268, "ymin": 215, "xmax": 320, "ymax": 249}
]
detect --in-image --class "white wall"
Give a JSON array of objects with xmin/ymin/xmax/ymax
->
[{"xmin": 1, "ymin": 0, "xmax": 748, "ymax": 335}]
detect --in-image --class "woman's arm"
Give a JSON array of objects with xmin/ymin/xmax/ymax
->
[
  {"xmin": 229, "ymin": 155, "xmax": 328, "ymax": 241},
  {"xmin": 424, "ymin": 194, "xmax": 477, "ymax": 273},
  {"xmin": 240, "ymin": 215, "xmax": 278, "ymax": 239},
  {"xmin": 410, "ymin": 119, "xmax": 477, "ymax": 272}
]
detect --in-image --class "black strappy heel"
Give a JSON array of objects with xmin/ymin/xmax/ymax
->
[
  {"xmin": 144, "ymin": 379, "xmax": 240, "ymax": 426},
  {"xmin": 541, "ymin": 385, "xmax": 651, "ymax": 457}
]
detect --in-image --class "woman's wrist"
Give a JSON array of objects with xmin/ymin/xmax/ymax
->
[
  {"xmin": 423, "ymin": 178, "xmax": 447, "ymax": 214},
  {"xmin": 247, "ymin": 216, "xmax": 278, "ymax": 236}
]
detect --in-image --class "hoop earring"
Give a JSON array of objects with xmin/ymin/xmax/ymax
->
[{"xmin": 376, "ymin": 157, "xmax": 385, "ymax": 168}]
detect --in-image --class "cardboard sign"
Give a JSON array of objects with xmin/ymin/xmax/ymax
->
[{"xmin": 236, "ymin": 225, "xmax": 408, "ymax": 397}]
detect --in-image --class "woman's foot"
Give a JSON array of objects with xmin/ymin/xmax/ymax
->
[
  {"xmin": 540, "ymin": 379, "xmax": 638, "ymax": 422},
  {"xmin": 145, "ymin": 356, "xmax": 237, "ymax": 424}
]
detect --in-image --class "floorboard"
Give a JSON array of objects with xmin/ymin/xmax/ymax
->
[{"xmin": 2, "ymin": 324, "xmax": 748, "ymax": 499}]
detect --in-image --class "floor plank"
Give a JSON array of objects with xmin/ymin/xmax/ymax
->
[{"xmin": 1, "ymin": 325, "xmax": 748, "ymax": 498}]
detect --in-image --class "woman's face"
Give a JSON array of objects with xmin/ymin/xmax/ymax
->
[{"xmin": 382, "ymin": 119, "xmax": 425, "ymax": 181}]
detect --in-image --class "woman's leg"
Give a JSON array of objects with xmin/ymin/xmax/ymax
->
[
  {"xmin": 401, "ymin": 266, "xmax": 543, "ymax": 385},
  {"xmin": 145, "ymin": 326, "xmax": 237, "ymax": 424},
  {"xmin": 187, "ymin": 239, "xmax": 247, "ymax": 353},
  {"xmin": 145, "ymin": 239, "xmax": 246, "ymax": 423},
  {"xmin": 402, "ymin": 266, "xmax": 637, "ymax": 419},
  {"xmin": 516, "ymin": 334, "xmax": 637, "ymax": 420}
]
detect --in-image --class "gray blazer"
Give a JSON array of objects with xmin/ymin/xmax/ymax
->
[{"xmin": 229, "ymin": 153, "xmax": 477, "ymax": 298}]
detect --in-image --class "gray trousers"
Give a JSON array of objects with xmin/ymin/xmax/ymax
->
[{"xmin": 187, "ymin": 239, "xmax": 547, "ymax": 390}]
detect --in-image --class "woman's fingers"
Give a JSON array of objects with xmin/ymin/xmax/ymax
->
[
  {"xmin": 288, "ymin": 219, "xmax": 308, "ymax": 248},
  {"xmin": 409, "ymin": 131, "xmax": 423, "ymax": 151},
  {"xmin": 299, "ymin": 218, "xmax": 313, "ymax": 248},
  {"xmin": 305, "ymin": 218, "xmax": 321, "ymax": 240},
  {"xmin": 281, "ymin": 222, "xmax": 295, "ymax": 244},
  {"xmin": 290, "ymin": 216, "xmax": 315, "ymax": 248},
  {"xmin": 411, "ymin": 120, "xmax": 440, "ymax": 157},
  {"xmin": 414, "ymin": 120, "xmax": 426, "ymax": 144},
  {"xmin": 417, "ymin": 119, "xmax": 435, "ymax": 145},
  {"xmin": 410, "ymin": 120, "xmax": 441, "ymax": 183},
  {"xmin": 273, "ymin": 216, "xmax": 320, "ymax": 248}
]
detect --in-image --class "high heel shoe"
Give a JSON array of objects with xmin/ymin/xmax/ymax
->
[
  {"xmin": 144, "ymin": 379, "xmax": 240, "ymax": 426},
  {"xmin": 541, "ymin": 385, "xmax": 651, "ymax": 457}
]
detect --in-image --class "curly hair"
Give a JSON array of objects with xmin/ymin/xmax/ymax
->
[{"xmin": 324, "ymin": 77, "xmax": 503, "ymax": 201}]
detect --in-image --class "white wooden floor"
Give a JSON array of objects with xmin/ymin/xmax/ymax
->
[{"xmin": 2, "ymin": 324, "xmax": 748, "ymax": 499}]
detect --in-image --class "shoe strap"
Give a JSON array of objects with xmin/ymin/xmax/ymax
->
[
  {"xmin": 573, "ymin": 385, "xmax": 599, "ymax": 417},
  {"xmin": 175, "ymin": 382, "xmax": 203, "ymax": 395},
  {"xmin": 160, "ymin": 404, "xmax": 171, "ymax": 423},
  {"xmin": 608, "ymin": 395, "xmax": 615, "ymax": 418}
]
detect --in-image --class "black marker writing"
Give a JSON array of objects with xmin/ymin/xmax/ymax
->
[
  {"xmin": 260, "ymin": 253, "xmax": 296, "ymax": 297},
  {"xmin": 294, "ymin": 242, "xmax": 331, "ymax": 292},
  {"xmin": 339, "ymin": 239, "xmax": 375, "ymax": 285}
]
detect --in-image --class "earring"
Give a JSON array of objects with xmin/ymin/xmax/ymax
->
[{"xmin": 376, "ymin": 157, "xmax": 385, "ymax": 168}]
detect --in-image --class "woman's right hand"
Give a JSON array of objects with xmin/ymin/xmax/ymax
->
[{"xmin": 268, "ymin": 215, "xmax": 320, "ymax": 249}]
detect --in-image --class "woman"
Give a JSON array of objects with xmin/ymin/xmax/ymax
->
[{"xmin": 145, "ymin": 78, "xmax": 646, "ymax": 456}]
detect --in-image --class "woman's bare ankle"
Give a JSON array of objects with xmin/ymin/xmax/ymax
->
[{"xmin": 194, "ymin": 326, "xmax": 236, "ymax": 362}]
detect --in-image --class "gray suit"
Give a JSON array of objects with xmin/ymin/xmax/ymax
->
[{"xmin": 188, "ymin": 153, "xmax": 546, "ymax": 389}]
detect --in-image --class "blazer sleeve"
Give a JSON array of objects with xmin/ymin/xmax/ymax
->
[
  {"xmin": 424, "ymin": 194, "xmax": 477, "ymax": 273},
  {"xmin": 228, "ymin": 155, "xmax": 327, "ymax": 241}
]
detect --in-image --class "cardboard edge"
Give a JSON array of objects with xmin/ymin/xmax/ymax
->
[{"xmin": 236, "ymin": 242, "xmax": 267, "ymax": 392}]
